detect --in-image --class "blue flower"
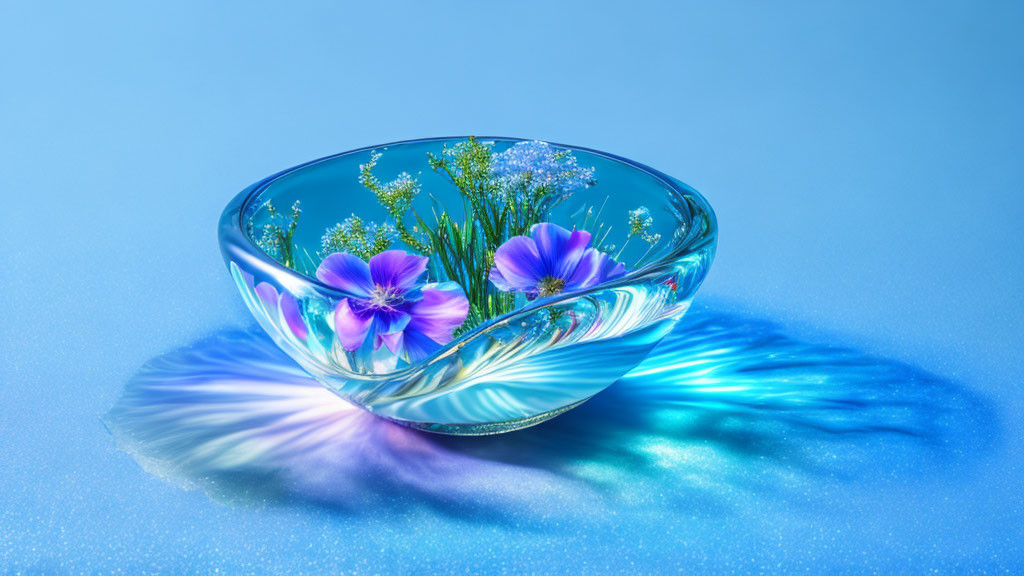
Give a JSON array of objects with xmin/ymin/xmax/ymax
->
[
  {"xmin": 489, "ymin": 223, "xmax": 626, "ymax": 299},
  {"xmin": 316, "ymin": 250, "xmax": 469, "ymax": 361}
]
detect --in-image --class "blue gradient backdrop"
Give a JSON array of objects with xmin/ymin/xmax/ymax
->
[{"xmin": 1, "ymin": 1, "xmax": 1022, "ymax": 573}]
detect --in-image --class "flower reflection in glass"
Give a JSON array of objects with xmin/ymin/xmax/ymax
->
[
  {"xmin": 316, "ymin": 250, "xmax": 469, "ymax": 362},
  {"xmin": 489, "ymin": 223, "xmax": 626, "ymax": 299},
  {"xmin": 254, "ymin": 281, "xmax": 308, "ymax": 342}
]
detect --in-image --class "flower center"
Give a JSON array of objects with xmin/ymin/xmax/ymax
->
[
  {"xmin": 369, "ymin": 284, "xmax": 404, "ymax": 309},
  {"xmin": 537, "ymin": 276, "xmax": 566, "ymax": 298}
]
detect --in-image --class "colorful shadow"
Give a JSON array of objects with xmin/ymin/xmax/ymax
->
[{"xmin": 104, "ymin": 308, "xmax": 996, "ymax": 523}]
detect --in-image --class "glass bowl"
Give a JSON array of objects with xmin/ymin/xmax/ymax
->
[{"xmin": 218, "ymin": 137, "xmax": 716, "ymax": 434}]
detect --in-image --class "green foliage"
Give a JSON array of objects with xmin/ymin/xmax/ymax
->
[
  {"xmin": 254, "ymin": 200, "xmax": 302, "ymax": 269},
  {"xmin": 358, "ymin": 152, "xmax": 429, "ymax": 253},
  {"xmin": 422, "ymin": 138, "xmax": 511, "ymax": 324}
]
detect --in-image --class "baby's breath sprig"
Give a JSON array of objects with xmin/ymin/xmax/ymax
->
[
  {"xmin": 618, "ymin": 205, "xmax": 662, "ymax": 267},
  {"xmin": 490, "ymin": 141, "xmax": 595, "ymax": 238},
  {"xmin": 255, "ymin": 200, "xmax": 302, "ymax": 269},
  {"xmin": 628, "ymin": 206, "xmax": 662, "ymax": 245},
  {"xmin": 320, "ymin": 215, "xmax": 396, "ymax": 261},
  {"xmin": 359, "ymin": 152, "xmax": 429, "ymax": 253}
]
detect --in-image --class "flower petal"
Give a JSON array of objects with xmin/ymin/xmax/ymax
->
[
  {"xmin": 378, "ymin": 331, "xmax": 404, "ymax": 356},
  {"xmin": 531, "ymin": 222, "xmax": 591, "ymax": 279},
  {"xmin": 401, "ymin": 330, "xmax": 443, "ymax": 362},
  {"xmin": 369, "ymin": 250, "xmax": 428, "ymax": 293},
  {"xmin": 370, "ymin": 309, "xmax": 411, "ymax": 350},
  {"xmin": 374, "ymin": 308, "xmax": 412, "ymax": 335},
  {"xmin": 333, "ymin": 298, "xmax": 373, "ymax": 351},
  {"xmin": 565, "ymin": 248, "xmax": 627, "ymax": 291},
  {"xmin": 492, "ymin": 235, "xmax": 545, "ymax": 292},
  {"xmin": 488, "ymin": 265, "xmax": 514, "ymax": 292},
  {"xmin": 406, "ymin": 282, "xmax": 470, "ymax": 345},
  {"xmin": 317, "ymin": 253, "xmax": 374, "ymax": 298},
  {"xmin": 604, "ymin": 260, "xmax": 627, "ymax": 281}
]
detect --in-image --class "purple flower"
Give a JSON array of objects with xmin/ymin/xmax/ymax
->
[
  {"xmin": 489, "ymin": 223, "xmax": 626, "ymax": 298},
  {"xmin": 316, "ymin": 250, "xmax": 469, "ymax": 361}
]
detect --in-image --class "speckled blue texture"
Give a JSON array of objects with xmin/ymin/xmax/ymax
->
[{"xmin": 2, "ymin": 2, "xmax": 1022, "ymax": 573}]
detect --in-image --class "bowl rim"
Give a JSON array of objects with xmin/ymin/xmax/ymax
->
[{"xmin": 219, "ymin": 135, "xmax": 717, "ymax": 376}]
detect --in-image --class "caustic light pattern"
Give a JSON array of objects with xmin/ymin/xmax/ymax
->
[{"xmin": 105, "ymin": 308, "xmax": 994, "ymax": 519}]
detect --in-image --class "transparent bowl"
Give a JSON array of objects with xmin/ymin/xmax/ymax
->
[{"xmin": 219, "ymin": 137, "xmax": 716, "ymax": 434}]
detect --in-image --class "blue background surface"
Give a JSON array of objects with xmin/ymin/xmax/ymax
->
[{"xmin": 2, "ymin": 1, "xmax": 1022, "ymax": 573}]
